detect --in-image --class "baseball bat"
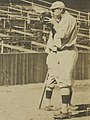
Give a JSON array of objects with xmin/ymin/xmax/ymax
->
[{"xmin": 38, "ymin": 72, "xmax": 49, "ymax": 109}]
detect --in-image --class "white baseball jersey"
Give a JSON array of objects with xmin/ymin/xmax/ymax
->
[
  {"xmin": 45, "ymin": 11, "xmax": 77, "ymax": 53},
  {"xmin": 46, "ymin": 11, "xmax": 78, "ymax": 88}
]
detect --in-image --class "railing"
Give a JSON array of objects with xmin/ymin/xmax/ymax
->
[{"xmin": 0, "ymin": 2, "xmax": 90, "ymax": 53}]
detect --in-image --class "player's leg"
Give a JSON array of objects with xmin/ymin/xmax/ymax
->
[
  {"xmin": 45, "ymin": 53, "xmax": 58, "ymax": 110},
  {"xmin": 45, "ymin": 74, "xmax": 57, "ymax": 110},
  {"xmin": 53, "ymin": 49, "xmax": 78, "ymax": 118},
  {"xmin": 53, "ymin": 86, "xmax": 71, "ymax": 119}
]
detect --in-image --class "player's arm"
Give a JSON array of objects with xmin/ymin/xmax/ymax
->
[{"xmin": 45, "ymin": 31, "xmax": 57, "ymax": 53}]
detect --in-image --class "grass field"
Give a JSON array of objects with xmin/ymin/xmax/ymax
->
[{"xmin": 0, "ymin": 80, "xmax": 90, "ymax": 120}]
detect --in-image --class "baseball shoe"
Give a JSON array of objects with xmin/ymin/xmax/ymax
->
[
  {"xmin": 44, "ymin": 105, "xmax": 54, "ymax": 111},
  {"xmin": 44, "ymin": 105, "xmax": 61, "ymax": 111},
  {"xmin": 53, "ymin": 112, "xmax": 71, "ymax": 119},
  {"xmin": 69, "ymin": 104, "xmax": 78, "ymax": 111}
]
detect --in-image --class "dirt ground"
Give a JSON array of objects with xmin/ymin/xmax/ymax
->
[{"xmin": 0, "ymin": 80, "xmax": 90, "ymax": 120}]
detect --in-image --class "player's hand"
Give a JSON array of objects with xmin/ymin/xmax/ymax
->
[
  {"xmin": 45, "ymin": 47, "xmax": 50, "ymax": 54},
  {"xmin": 44, "ymin": 17, "xmax": 57, "ymax": 25},
  {"xmin": 43, "ymin": 17, "xmax": 50, "ymax": 22}
]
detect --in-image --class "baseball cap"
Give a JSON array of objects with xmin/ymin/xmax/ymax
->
[{"xmin": 50, "ymin": 1, "xmax": 65, "ymax": 10}]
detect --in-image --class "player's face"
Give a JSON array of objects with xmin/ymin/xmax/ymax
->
[{"xmin": 52, "ymin": 8, "xmax": 62, "ymax": 16}]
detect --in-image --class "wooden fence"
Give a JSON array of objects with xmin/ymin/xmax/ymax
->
[
  {"xmin": 0, "ymin": 53, "xmax": 47, "ymax": 86},
  {"xmin": 0, "ymin": 52, "xmax": 90, "ymax": 86},
  {"xmin": 73, "ymin": 51, "xmax": 90, "ymax": 80}
]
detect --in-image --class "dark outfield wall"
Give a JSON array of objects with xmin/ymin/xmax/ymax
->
[{"xmin": 0, "ymin": 52, "xmax": 89, "ymax": 86}]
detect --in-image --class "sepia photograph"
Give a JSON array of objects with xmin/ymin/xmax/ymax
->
[{"xmin": 0, "ymin": 0, "xmax": 90, "ymax": 120}]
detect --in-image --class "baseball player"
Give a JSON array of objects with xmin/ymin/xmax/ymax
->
[{"xmin": 44, "ymin": 1, "xmax": 78, "ymax": 119}]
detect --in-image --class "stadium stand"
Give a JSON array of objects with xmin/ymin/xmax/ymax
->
[{"xmin": 0, "ymin": 0, "xmax": 89, "ymax": 53}]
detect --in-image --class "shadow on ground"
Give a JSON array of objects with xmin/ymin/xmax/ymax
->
[
  {"xmin": 77, "ymin": 104, "xmax": 90, "ymax": 111},
  {"xmin": 71, "ymin": 104, "xmax": 90, "ymax": 119}
]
